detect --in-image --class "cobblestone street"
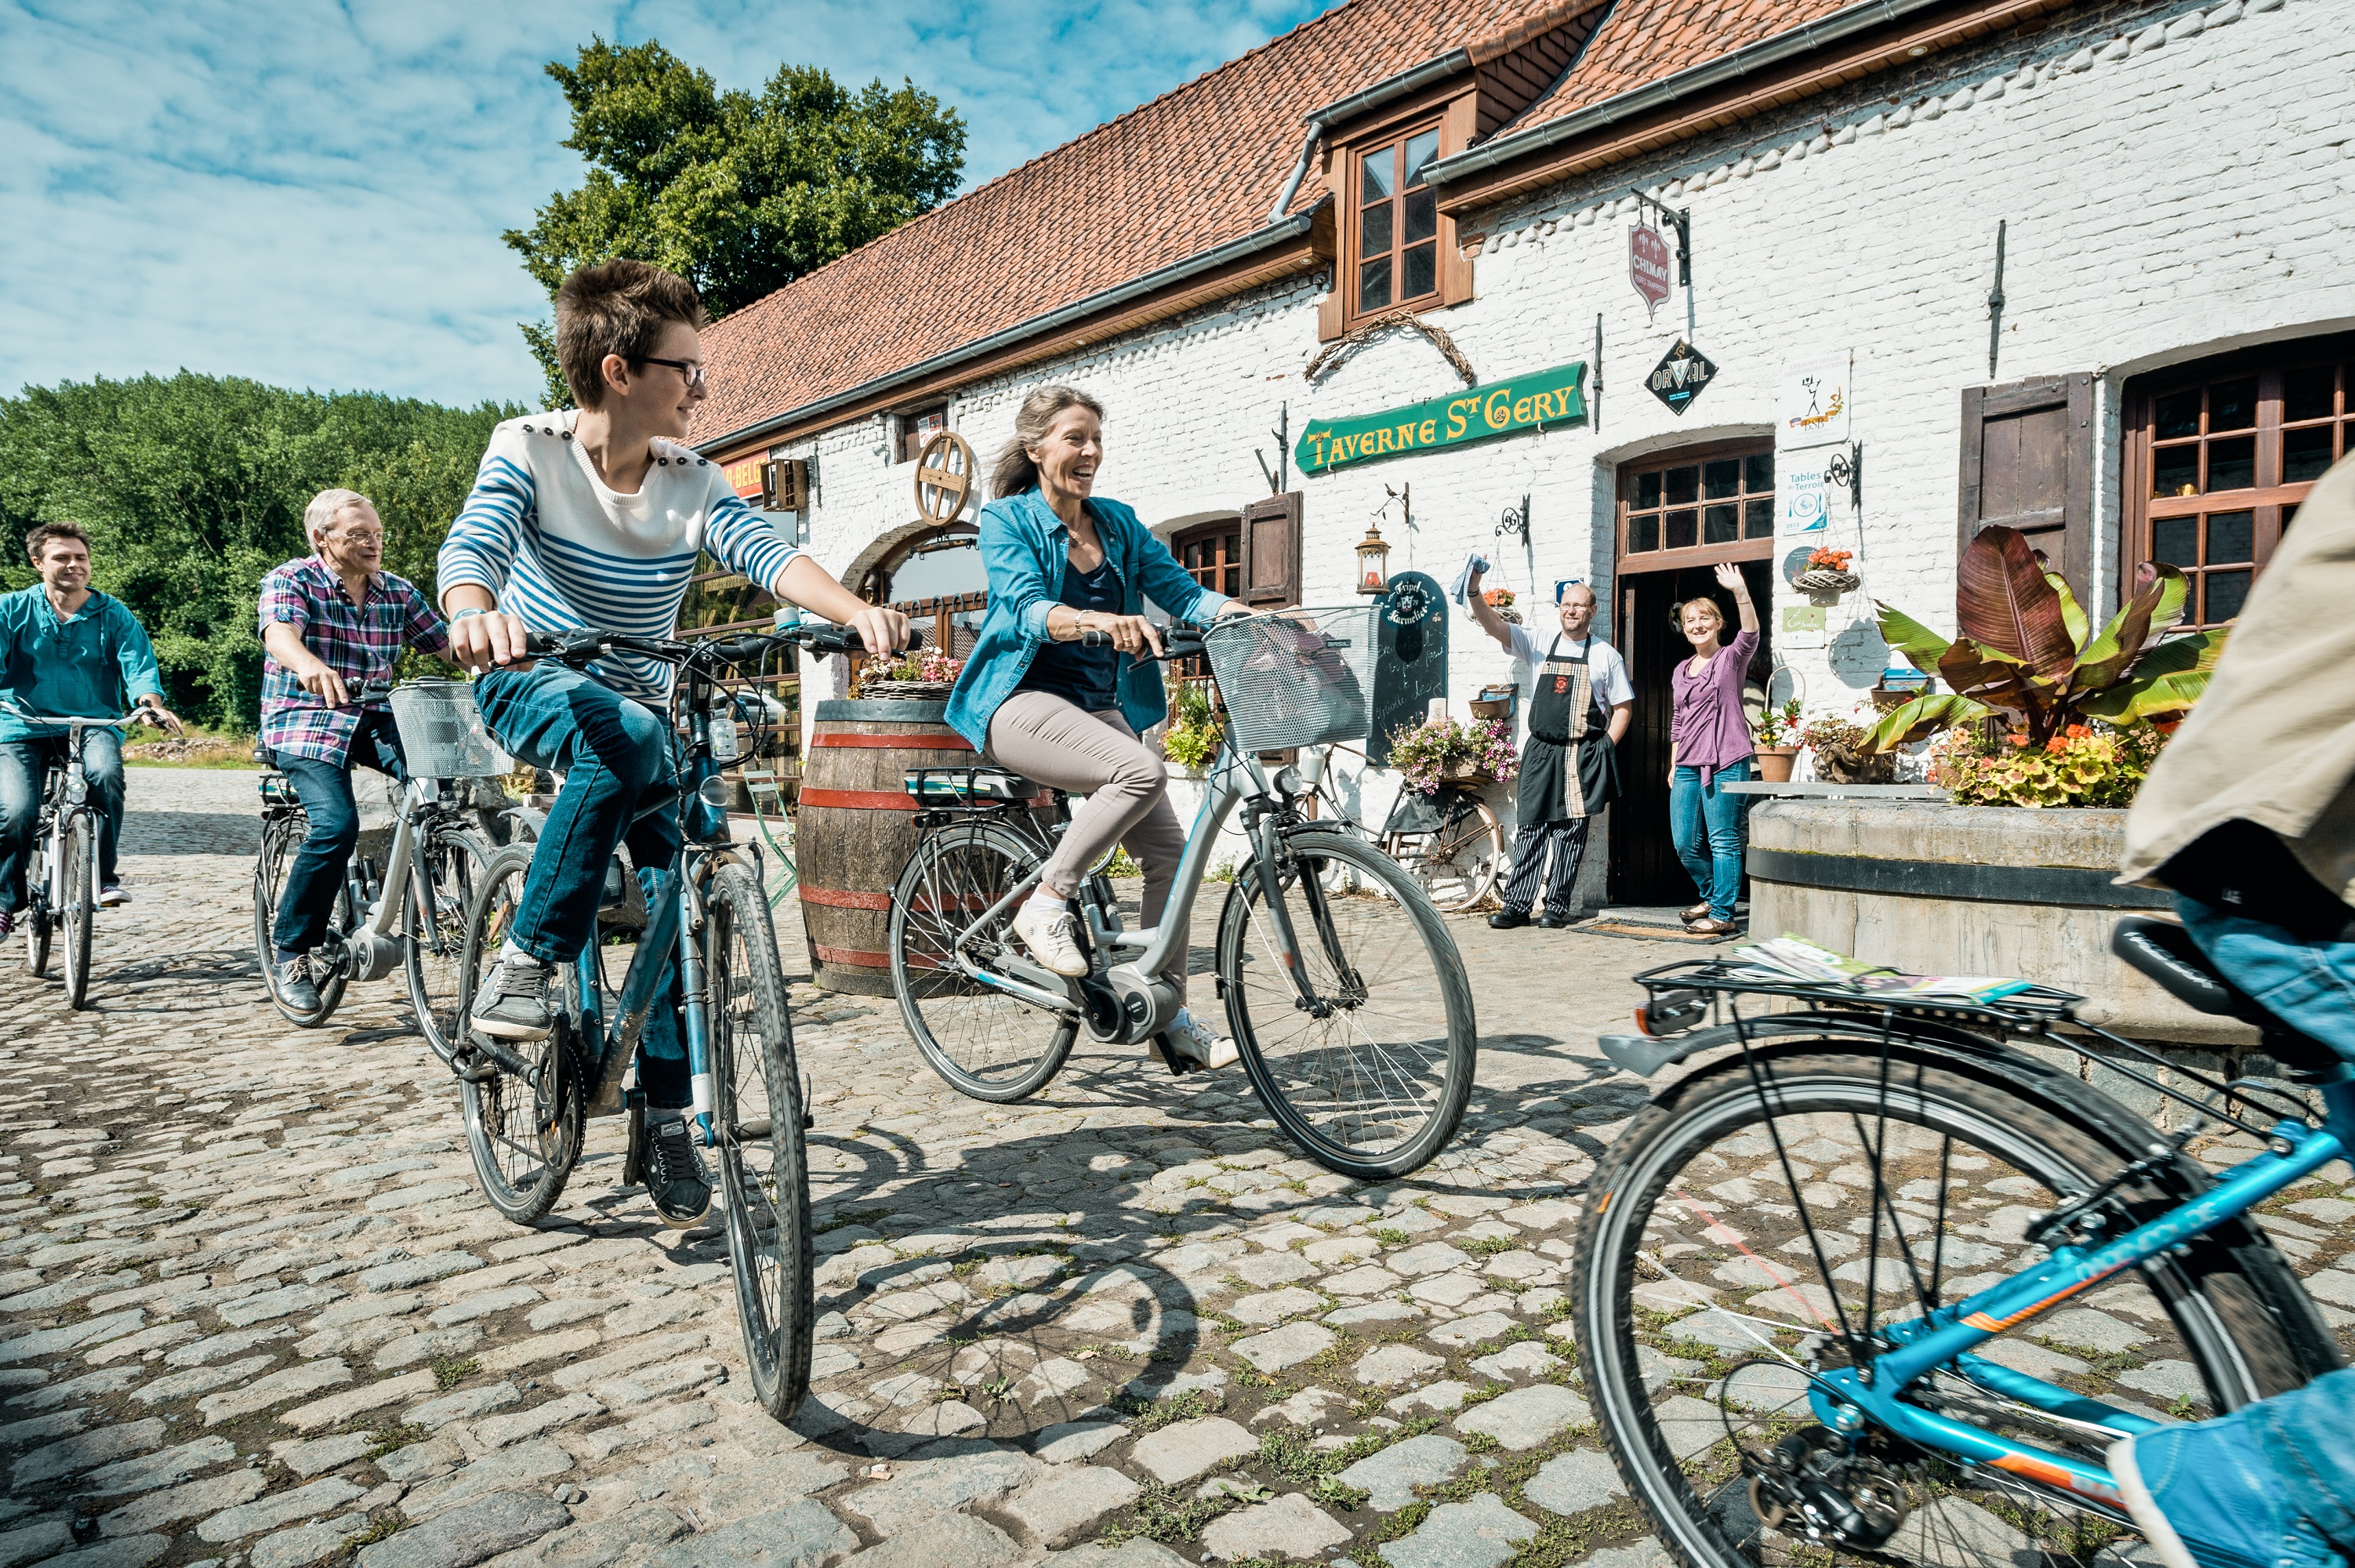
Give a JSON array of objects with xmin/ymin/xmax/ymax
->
[{"xmin": 5, "ymin": 770, "xmax": 2353, "ymax": 1568}]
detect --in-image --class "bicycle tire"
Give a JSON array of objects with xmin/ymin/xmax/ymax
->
[
  {"xmin": 1386, "ymin": 793, "xmax": 1504, "ymax": 914},
  {"xmin": 60, "ymin": 814, "xmax": 94, "ymax": 1009},
  {"xmin": 1574, "ymin": 1033, "xmax": 2336, "ymax": 1568},
  {"xmin": 455, "ymin": 844, "xmax": 586, "ymax": 1225},
  {"xmin": 889, "ymin": 819, "xmax": 1078, "ymax": 1103},
  {"xmin": 1215, "ymin": 828, "xmax": 1477, "ymax": 1177},
  {"xmin": 705, "ymin": 860, "xmax": 814, "ymax": 1420},
  {"xmin": 252, "ymin": 814, "xmax": 354, "ymax": 1026},
  {"xmin": 405, "ymin": 825, "xmax": 494, "ymax": 1065}
]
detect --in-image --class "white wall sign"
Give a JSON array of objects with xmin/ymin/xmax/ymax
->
[
  {"xmin": 1779, "ymin": 361, "xmax": 1849, "ymax": 448},
  {"xmin": 1777, "ymin": 458, "xmax": 1829, "ymax": 534}
]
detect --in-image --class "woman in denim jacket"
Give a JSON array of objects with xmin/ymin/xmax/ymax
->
[{"xmin": 945, "ymin": 386, "xmax": 1246, "ymax": 1068}]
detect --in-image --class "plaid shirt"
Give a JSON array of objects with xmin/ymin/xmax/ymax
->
[{"xmin": 259, "ymin": 557, "xmax": 450, "ymax": 765}]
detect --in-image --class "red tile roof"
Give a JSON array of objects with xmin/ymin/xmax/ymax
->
[{"xmin": 1517, "ymin": 0, "xmax": 1857, "ymax": 123}]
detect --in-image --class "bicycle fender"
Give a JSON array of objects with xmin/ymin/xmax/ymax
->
[
  {"xmin": 503, "ymin": 804, "xmax": 547, "ymax": 842},
  {"xmin": 1598, "ymin": 1018, "xmax": 1830, "ymax": 1080}
]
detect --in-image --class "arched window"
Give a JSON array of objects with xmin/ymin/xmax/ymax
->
[{"xmin": 861, "ymin": 524, "xmax": 988, "ymax": 655}]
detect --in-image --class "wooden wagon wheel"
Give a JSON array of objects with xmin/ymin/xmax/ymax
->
[{"xmin": 914, "ymin": 431, "xmax": 974, "ymax": 525}]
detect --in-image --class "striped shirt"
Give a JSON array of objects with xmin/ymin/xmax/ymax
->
[
  {"xmin": 258, "ymin": 559, "xmax": 450, "ymax": 764},
  {"xmin": 437, "ymin": 412, "xmax": 798, "ymax": 703}
]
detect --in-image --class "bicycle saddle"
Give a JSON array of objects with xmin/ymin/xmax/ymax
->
[
  {"xmin": 903, "ymin": 767, "xmax": 1036, "ymax": 803},
  {"xmin": 2112, "ymin": 916, "xmax": 2351, "ymax": 1079}
]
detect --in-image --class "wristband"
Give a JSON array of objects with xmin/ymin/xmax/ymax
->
[{"xmin": 452, "ymin": 607, "xmax": 485, "ymax": 622}]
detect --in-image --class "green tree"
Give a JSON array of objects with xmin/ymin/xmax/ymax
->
[
  {"xmin": 0, "ymin": 372, "xmax": 517, "ymax": 729},
  {"xmin": 506, "ymin": 38, "xmax": 967, "ymax": 405}
]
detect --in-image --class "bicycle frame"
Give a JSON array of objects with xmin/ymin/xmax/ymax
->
[
  {"xmin": 313, "ymin": 774, "xmax": 469, "ymax": 985},
  {"xmin": 13, "ymin": 714, "xmax": 143, "ymax": 914}
]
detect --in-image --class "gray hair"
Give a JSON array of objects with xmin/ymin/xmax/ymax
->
[
  {"xmin": 303, "ymin": 488, "xmax": 376, "ymax": 547},
  {"xmin": 990, "ymin": 385, "xmax": 1106, "ymax": 499}
]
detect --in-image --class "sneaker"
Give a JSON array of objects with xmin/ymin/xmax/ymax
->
[
  {"xmin": 2109, "ymin": 1405, "xmax": 2346, "ymax": 1568},
  {"xmin": 0, "ymin": 909, "xmax": 13, "ymax": 939},
  {"xmin": 470, "ymin": 953, "xmax": 553, "ymax": 1040},
  {"xmin": 644, "ymin": 1117, "xmax": 711, "ymax": 1227},
  {"xmin": 274, "ymin": 954, "xmax": 322, "ymax": 1013},
  {"xmin": 1011, "ymin": 898, "xmax": 1089, "ymax": 978},
  {"xmin": 1167, "ymin": 1011, "xmax": 1239, "ymax": 1070},
  {"xmin": 98, "ymin": 883, "xmax": 129, "ymax": 907}
]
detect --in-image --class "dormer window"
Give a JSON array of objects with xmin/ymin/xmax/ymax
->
[{"xmin": 1353, "ymin": 126, "xmax": 1442, "ymax": 315}]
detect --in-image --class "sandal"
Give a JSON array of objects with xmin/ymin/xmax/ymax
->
[{"xmin": 1685, "ymin": 916, "xmax": 1740, "ymax": 938}]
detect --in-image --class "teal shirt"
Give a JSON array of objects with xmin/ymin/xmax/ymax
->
[{"xmin": 0, "ymin": 586, "xmax": 165, "ymax": 742}]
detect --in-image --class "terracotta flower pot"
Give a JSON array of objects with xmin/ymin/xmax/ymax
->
[{"xmin": 1754, "ymin": 746, "xmax": 1800, "ymax": 782}]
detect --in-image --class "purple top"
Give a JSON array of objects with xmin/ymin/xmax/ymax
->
[{"xmin": 1670, "ymin": 626, "xmax": 1756, "ymax": 784}]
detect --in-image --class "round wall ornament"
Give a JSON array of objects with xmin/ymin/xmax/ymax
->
[{"xmin": 914, "ymin": 431, "xmax": 975, "ymax": 524}]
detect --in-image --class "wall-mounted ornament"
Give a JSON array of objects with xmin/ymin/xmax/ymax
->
[
  {"xmin": 913, "ymin": 431, "xmax": 974, "ymax": 524},
  {"xmin": 1646, "ymin": 340, "xmax": 1717, "ymax": 416}
]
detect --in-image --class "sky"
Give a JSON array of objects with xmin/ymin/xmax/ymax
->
[{"xmin": 0, "ymin": 0, "xmax": 1332, "ymax": 409}]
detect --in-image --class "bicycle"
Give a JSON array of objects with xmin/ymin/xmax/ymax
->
[
  {"xmin": 454, "ymin": 619, "xmax": 862, "ymax": 1421},
  {"xmin": 7, "ymin": 706, "xmax": 158, "ymax": 1009},
  {"xmin": 885, "ymin": 606, "xmax": 1479, "ymax": 1178},
  {"xmin": 252, "ymin": 680, "xmax": 501, "ymax": 1044},
  {"xmin": 1573, "ymin": 917, "xmax": 2354, "ymax": 1568}
]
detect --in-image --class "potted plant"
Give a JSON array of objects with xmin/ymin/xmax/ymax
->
[
  {"xmin": 1751, "ymin": 698, "xmax": 1803, "ymax": 782},
  {"xmin": 1800, "ymin": 704, "xmax": 1895, "ymax": 784},
  {"xmin": 1483, "ymin": 586, "xmax": 1522, "ymax": 624},
  {"xmin": 858, "ymin": 646, "xmax": 963, "ymax": 701},
  {"xmin": 1387, "ymin": 715, "xmax": 1519, "ymax": 794},
  {"xmin": 1794, "ymin": 546, "xmax": 1860, "ymax": 594},
  {"xmin": 1160, "ymin": 679, "xmax": 1224, "ymax": 777}
]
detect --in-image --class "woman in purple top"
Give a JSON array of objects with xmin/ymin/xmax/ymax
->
[{"xmin": 1668, "ymin": 562, "xmax": 1760, "ymax": 935}]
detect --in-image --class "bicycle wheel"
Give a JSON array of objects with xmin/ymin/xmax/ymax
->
[
  {"xmin": 455, "ymin": 844, "xmax": 586, "ymax": 1224},
  {"xmin": 1387, "ymin": 793, "xmax": 1504, "ymax": 913},
  {"xmin": 404, "ymin": 825, "xmax": 493, "ymax": 1064},
  {"xmin": 60, "ymin": 814, "xmax": 94, "ymax": 1009},
  {"xmin": 889, "ymin": 819, "xmax": 1077, "ymax": 1103},
  {"xmin": 705, "ymin": 859, "xmax": 814, "ymax": 1419},
  {"xmin": 23, "ymin": 842, "xmax": 49, "ymax": 978},
  {"xmin": 252, "ymin": 814, "xmax": 352, "ymax": 1025},
  {"xmin": 1574, "ymin": 1032, "xmax": 2335, "ymax": 1568},
  {"xmin": 1215, "ymin": 828, "xmax": 1476, "ymax": 1177}
]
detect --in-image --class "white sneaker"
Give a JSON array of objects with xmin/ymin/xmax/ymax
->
[
  {"xmin": 1011, "ymin": 899, "xmax": 1088, "ymax": 977},
  {"xmin": 99, "ymin": 883, "xmax": 129, "ymax": 907},
  {"xmin": 1167, "ymin": 1011, "xmax": 1239, "ymax": 1069}
]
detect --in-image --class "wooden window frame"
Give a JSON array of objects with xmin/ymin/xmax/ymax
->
[
  {"xmin": 1322, "ymin": 96, "xmax": 1475, "ymax": 340},
  {"xmin": 1170, "ymin": 517, "xmax": 1242, "ymax": 686},
  {"xmin": 898, "ymin": 402, "xmax": 949, "ymax": 465},
  {"xmin": 1616, "ymin": 437, "xmax": 1779, "ymax": 576},
  {"xmin": 2122, "ymin": 332, "xmax": 2355, "ymax": 630}
]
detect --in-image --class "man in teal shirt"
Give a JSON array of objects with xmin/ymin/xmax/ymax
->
[{"xmin": 0, "ymin": 521, "xmax": 181, "ymax": 935}]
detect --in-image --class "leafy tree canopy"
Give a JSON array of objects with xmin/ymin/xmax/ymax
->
[
  {"xmin": 0, "ymin": 372, "xmax": 518, "ymax": 729},
  {"xmin": 506, "ymin": 38, "xmax": 967, "ymax": 405}
]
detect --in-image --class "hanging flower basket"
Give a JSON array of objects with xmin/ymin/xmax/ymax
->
[
  {"xmin": 1794, "ymin": 568, "xmax": 1862, "ymax": 593},
  {"xmin": 858, "ymin": 648, "xmax": 964, "ymax": 702}
]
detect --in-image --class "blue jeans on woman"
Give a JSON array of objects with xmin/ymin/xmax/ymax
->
[
  {"xmin": 0, "ymin": 728, "xmax": 126, "ymax": 914},
  {"xmin": 270, "ymin": 712, "xmax": 408, "ymax": 958},
  {"xmin": 1671, "ymin": 757, "xmax": 1751, "ymax": 921}
]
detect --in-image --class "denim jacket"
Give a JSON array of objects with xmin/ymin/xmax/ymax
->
[{"xmin": 945, "ymin": 489, "xmax": 1231, "ymax": 752}]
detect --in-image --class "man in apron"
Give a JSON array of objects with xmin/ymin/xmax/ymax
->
[{"xmin": 1467, "ymin": 573, "xmax": 1632, "ymax": 928}]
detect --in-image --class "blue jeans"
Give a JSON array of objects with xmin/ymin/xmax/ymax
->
[
  {"xmin": 0, "ymin": 729, "xmax": 125, "ymax": 914},
  {"xmin": 474, "ymin": 663, "xmax": 688, "ymax": 1111},
  {"xmin": 270, "ymin": 712, "xmax": 408, "ymax": 959},
  {"xmin": 2178, "ymin": 895, "xmax": 2355, "ymax": 1065},
  {"xmin": 1671, "ymin": 758, "xmax": 1751, "ymax": 920}
]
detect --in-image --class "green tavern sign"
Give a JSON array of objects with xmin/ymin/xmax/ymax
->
[{"xmin": 1296, "ymin": 361, "xmax": 1588, "ymax": 476}]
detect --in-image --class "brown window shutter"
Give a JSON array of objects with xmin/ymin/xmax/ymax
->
[
  {"xmin": 1239, "ymin": 492, "xmax": 1304, "ymax": 608},
  {"xmin": 1318, "ymin": 288, "xmax": 1345, "ymax": 343},
  {"xmin": 1958, "ymin": 372, "xmax": 2096, "ymax": 608},
  {"xmin": 1439, "ymin": 93, "xmax": 1477, "ymax": 307}
]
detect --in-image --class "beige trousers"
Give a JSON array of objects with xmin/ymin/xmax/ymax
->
[{"xmin": 985, "ymin": 690, "xmax": 1189, "ymax": 997}]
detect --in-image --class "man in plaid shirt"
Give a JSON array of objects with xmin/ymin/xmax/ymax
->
[{"xmin": 258, "ymin": 488, "xmax": 449, "ymax": 1011}]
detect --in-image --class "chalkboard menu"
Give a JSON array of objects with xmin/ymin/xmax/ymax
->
[{"xmin": 1366, "ymin": 570, "xmax": 1448, "ymax": 765}]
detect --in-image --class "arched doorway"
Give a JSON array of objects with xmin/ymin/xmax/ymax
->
[{"xmin": 853, "ymin": 522, "xmax": 989, "ymax": 657}]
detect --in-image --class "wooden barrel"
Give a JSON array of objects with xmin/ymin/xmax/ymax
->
[{"xmin": 795, "ymin": 699, "xmax": 1050, "ymax": 996}]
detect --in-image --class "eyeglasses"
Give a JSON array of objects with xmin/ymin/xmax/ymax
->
[
  {"xmin": 333, "ymin": 529, "xmax": 384, "ymax": 545},
  {"xmin": 634, "ymin": 356, "xmax": 707, "ymax": 394}
]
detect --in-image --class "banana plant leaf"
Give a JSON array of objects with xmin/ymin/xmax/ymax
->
[
  {"xmin": 2077, "ymin": 628, "xmax": 2229, "ymax": 722},
  {"xmin": 1866, "ymin": 691, "xmax": 1991, "ymax": 752},
  {"xmin": 1936, "ymin": 638, "xmax": 2035, "ymax": 710},
  {"xmin": 1958, "ymin": 527, "xmax": 2077, "ymax": 679},
  {"xmin": 2044, "ymin": 572, "xmax": 2089, "ymax": 654},
  {"xmin": 2072, "ymin": 564, "xmax": 2190, "ymax": 691},
  {"xmin": 1874, "ymin": 601, "xmax": 1952, "ymax": 677}
]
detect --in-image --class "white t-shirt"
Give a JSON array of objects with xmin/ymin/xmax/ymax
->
[{"xmin": 1505, "ymin": 625, "xmax": 1634, "ymax": 707}]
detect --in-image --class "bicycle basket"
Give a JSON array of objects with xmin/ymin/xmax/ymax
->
[
  {"xmin": 1203, "ymin": 604, "xmax": 1378, "ymax": 753},
  {"xmin": 388, "ymin": 681, "xmax": 511, "ymax": 779}
]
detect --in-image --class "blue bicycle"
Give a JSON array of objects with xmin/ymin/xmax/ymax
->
[{"xmin": 1577, "ymin": 918, "xmax": 2348, "ymax": 1568}]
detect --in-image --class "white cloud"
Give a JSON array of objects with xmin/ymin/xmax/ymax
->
[{"xmin": 0, "ymin": 0, "xmax": 1330, "ymax": 408}]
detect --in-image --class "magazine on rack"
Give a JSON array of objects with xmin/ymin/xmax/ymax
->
[{"xmin": 1726, "ymin": 934, "xmax": 2035, "ymax": 1004}]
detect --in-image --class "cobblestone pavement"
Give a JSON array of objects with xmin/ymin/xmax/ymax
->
[{"xmin": 3, "ymin": 769, "xmax": 2350, "ymax": 1568}]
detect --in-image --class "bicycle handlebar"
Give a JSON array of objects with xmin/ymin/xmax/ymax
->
[
  {"xmin": 1070, "ymin": 622, "xmax": 1210, "ymax": 660},
  {"xmin": 518, "ymin": 618, "xmax": 896, "ymax": 672},
  {"xmin": 0, "ymin": 703, "xmax": 162, "ymax": 731}
]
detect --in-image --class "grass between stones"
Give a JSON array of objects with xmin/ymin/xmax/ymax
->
[
  {"xmin": 365, "ymin": 1423, "xmax": 427, "ymax": 1459},
  {"xmin": 429, "ymin": 1354, "xmax": 478, "ymax": 1389}
]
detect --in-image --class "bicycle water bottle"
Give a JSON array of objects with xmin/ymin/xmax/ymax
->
[
  {"xmin": 772, "ymin": 606, "xmax": 803, "ymax": 630},
  {"xmin": 709, "ymin": 699, "xmax": 742, "ymax": 764}
]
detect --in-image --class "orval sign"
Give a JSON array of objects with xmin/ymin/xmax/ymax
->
[{"xmin": 1629, "ymin": 223, "xmax": 1674, "ymax": 316}]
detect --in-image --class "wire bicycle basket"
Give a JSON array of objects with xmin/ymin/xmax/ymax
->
[
  {"xmin": 1203, "ymin": 604, "xmax": 1378, "ymax": 753},
  {"xmin": 388, "ymin": 681, "xmax": 511, "ymax": 780}
]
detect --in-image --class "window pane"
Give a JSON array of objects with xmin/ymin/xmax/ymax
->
[
  {"xmin": 1704, "ymin": 505, "xmax": 1739, "ymax": 544},
  {"xmin": 2205, "ymin": 510, "xmax": 2254, "ymax": 564},
  {"xmin": 1665, "ymin": 465, "xmax": 1699, "ymax": 505},
  {"xmin": 2206, "ymin": 434, "xmax": 2255, "ymax": 492},
  {"xmin": 1402, "ymin": 242, "xmax": 1435, "ymax": 300},
  {"xmin": 1744, "ymin": 453, "xmax": 1774, "ymax": 493},
  {"xmin": 1631, "ymin": 513, "xmax": 1660, "ymax": 553},
  {"xmin": 2208, "ymin": 376, "xmax": 2258, "ymax": 432},
  {"xmin": 2153, "ymin": 517, "xmax": 2198, "ymax": 567},
  {"xmin": 1664, "ymin": 509, "xmax": 1698, "ymax": 550},
  {"xmin": 1744, "ymin": 498, "xmax": 1775, "ymax": 538},
  {"xmin": 2152, "ymin": 443, "xmax": 2199, "ymax": 498},
  {"xmin": 1361, "ymin": 201, "xmax": 1393, "ymax": 256},
  {"xmin": 2204, "ymin": 570, "xmax": 2252, "ymax": 623},
  {"xmin": 1635, "ymin": 471, "xmax": 1662, "ymax": 510},
  {"xmin": 1403, "ymin": 130, "xmax": 1439, "ymax": 187},
  {"xmin": 1360, "ymin": 146, "xmax": 1395, "ymax": 201},
  {"xmin": 2284, "ymin": 364, "xmax": 2339, "ymax": 423},
  {"xmin": 1359, "ymin": 257, "xmax": 1392, "ymax": 311},
  {"xmin": 1702, "ymin": 459, "xmax": 1740, "ymax": 499},
  {"xmin": 2154, "ymin": 389, "xmax": 2201, "ymax": 440},
  {"xmin": 2284, "ymin": 424, "xmax": 2338, "ymax": 485},
  {"xmin": 1402, "ymin": 189, "xmax": 1436, "ymax": 245}
]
